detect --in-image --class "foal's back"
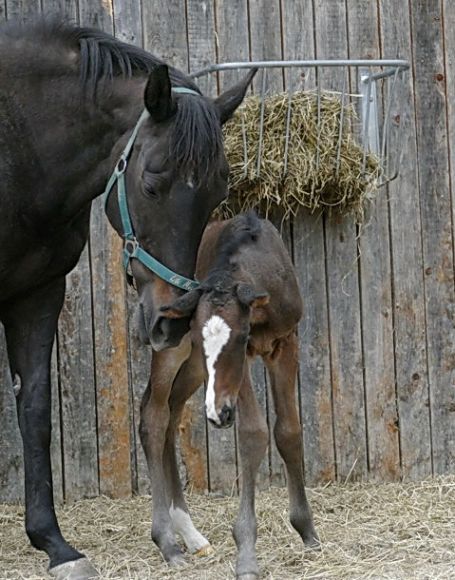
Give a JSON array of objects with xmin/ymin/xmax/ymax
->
[{"xmin": 196, "ymin": 213, "xmax": 303, "ymax": 350}]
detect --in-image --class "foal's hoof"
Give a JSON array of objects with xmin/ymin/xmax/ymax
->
[
  {"xmin": 193, "ymin": 543, "xmax": 215, "ymax": 557},
  {"xmin": 237, "ymin": 575, "xmax": 259, "ymax": 580},
  {"xmin": 167, "ymin": 550, "xmax": 187, "ymax": 567},
  {"xmin": 49, "ymin": 557, "xmax": 98, "ymax": 580}
]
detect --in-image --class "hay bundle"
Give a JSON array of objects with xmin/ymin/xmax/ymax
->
[{"xmin": 221, "ymin": 90, "xmax": 381, "ymax": 220}]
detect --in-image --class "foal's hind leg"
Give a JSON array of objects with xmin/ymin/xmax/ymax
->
[
  {"xmin": 233, "ymin": 366, "xmax": 269, "ymax": 579},
  {"xmin": 2, "ymin": 279, "xmax": 98, "ymax": 578},
  {"xmin": 264, "ymin": 331, "xmax": 319, "ymax": 547},
  {"xmin": 164, "ymin": 350, "xmax": 212, "ymax": 555}
]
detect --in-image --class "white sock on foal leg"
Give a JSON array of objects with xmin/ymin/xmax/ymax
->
[{"xmin": 169, "ymin": 502, "xmax": 211, "ymax": 554}]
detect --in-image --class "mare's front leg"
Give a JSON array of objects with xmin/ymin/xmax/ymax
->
[
  {"xmin": 233, "ymin": 366, "xmax": 269, "ymax": 579},
  {"xmin": 264, "ymin": 331, "xmax": 319, "ymax": 547},
  {"xmin": 164, "ymin": 350, "xmax": 212, "ymax": 555},
  {"xmin": 2, "ymin": 279, "xmax": 98, "ymax": 579},
  {"xmin": 139, "ymin": 336, "xmax": 191, "ymax": 565}
]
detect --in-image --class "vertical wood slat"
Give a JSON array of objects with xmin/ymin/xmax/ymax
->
[
  {"xmin": 281, "ymin": 0, "xmax": 336, "ymax": 485},
  {"xmin": 441, "ymin": 0, "xmax": 455, "ymax": 472},
  {"xmin": 112, "ymin": 0, "xmax": 146, "ymax": 497},
  {"xmin": 0, "ymin": 327, "xmax": 23, "ymax": 503},
  {"xmin": 379, "ymin": 0, "xmax": 432, "ymax": 479},
  {"xmin": 186, "ymin": 0, "xmax": 237, "ymax": 495},
  {"xmin": 41, "ymin": 0, "xmax": 78, "ymax": 19},
  {"xmin": 4, "ymin": 0, "xmax": 39, "ymax": 20},
  {"xmin": 314, "ymin": 0, "xmax": 368, "ymax": 481},
  {"xmin": 247, "ymin": 0, "xmax": 287, "ymax": 488},
  {"xmin": 58, "ymin": 247, "xmax": 99, "ymax": 501},
  {"xmin": 410, "ymin": 0, "xmax": 455, "ymax": 474},
  {"xmin": 346, "ymin": 0, "xmax": 400, "ymax": 481},
  {"xmin": 79, "ymin": 0, "xmax": 132, "ymax": 499},
  {"xmin": 215, "ymin": 0, "xmax": 273, "ymax": 490}
]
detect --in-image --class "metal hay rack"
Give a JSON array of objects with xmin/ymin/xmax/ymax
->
[{"xmin": 192, "ymin": 59, "xmax": 410, "ymax": 188}]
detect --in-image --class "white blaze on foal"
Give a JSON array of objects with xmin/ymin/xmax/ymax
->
[{"xmin": 202, "ymin": 314, "xmax": 231, "ymax": 424}]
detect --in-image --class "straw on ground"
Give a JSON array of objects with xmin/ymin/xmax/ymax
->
[{"xmin": 1, "ymin": 476, "xmax": 454, "ymax": 579}]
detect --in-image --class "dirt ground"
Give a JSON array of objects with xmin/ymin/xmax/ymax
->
[{"xmin": 1, "ymin": 476, "xmax": 454, "ymax": 579}]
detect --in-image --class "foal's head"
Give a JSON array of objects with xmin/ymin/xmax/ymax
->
[{"xmin": 162, "ymin": 214, "xmax": 269, "ymax": 427}]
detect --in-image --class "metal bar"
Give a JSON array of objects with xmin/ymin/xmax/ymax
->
[
  {"xmin": 316, "ymin": 72, "xmax": 322, "ymax": 171},
  {"xmin": 241, "ymin": 112, "xmax": 248, "ymax": 178},
  {"xmin": 335, "ymin": 67, "xmax": 347, "ymax": 176},
  {"xmin": 190, "ymin": 59, "xmax": 410, "ymax": 78},
  {"xmin": 361, "ymin": 71, "xmax": 373, "ymax": 173},
  {"xmin": 256, "ymin": 68, "xmax": 267, "ymax": 178},
  {"xmin": 283, "ymin": 82, "xmax": 293, "ymax": 176}
]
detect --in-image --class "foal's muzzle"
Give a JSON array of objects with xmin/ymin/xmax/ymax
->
[{"xmin": 208, "ymin": 404, "xmax": 236, "ymax": 429}]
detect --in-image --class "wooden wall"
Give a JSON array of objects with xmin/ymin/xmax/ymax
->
[{"xmin": 1, "ymin": 0, "xmax": 454, "ymax": 503}]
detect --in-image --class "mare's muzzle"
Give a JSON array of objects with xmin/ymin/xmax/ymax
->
[
  {"xmin": 149, "ymin": 315, "xmax": 190, "ymax": 351},
  {"xmin": 208, "ymin": 404, "xmax": 236, "ymax": 429}
]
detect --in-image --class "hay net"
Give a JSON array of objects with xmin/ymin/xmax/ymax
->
[{"xmin": 192, "ymin": 61, "xmax": 409, "ymax": 221}]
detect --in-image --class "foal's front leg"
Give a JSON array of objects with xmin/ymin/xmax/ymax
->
[
  {"xmin": 164, "ymin": 350, "xmax": 212, "ymax": 555},
  {"xmin": 139, "ymin": 338, "xmax": 191, "ymax": 565},
  {"xmin": 233, "ymin": 366, "xmax": 269, "ymax": 579},
  {"xmin": 265, "ymin": 331, "xmax": 319, "ymax": 547}
]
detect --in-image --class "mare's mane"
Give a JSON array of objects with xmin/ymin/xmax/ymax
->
[{"xmin": 0, "ymin": 19, "xmax": 222, "ymax": 181}]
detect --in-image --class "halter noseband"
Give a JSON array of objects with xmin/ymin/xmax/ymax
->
[{"xmin": 103, "ymin": 86, "xmax": 201, "ymax": 292}]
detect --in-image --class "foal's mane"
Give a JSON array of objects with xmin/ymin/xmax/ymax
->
[
  {"xmin": 0, "ymin": 19, "xmax": 222, "ymax": 181},
  {"xmin": 203, "ymin": 212, "xmax": 262, "ymax": 291}
]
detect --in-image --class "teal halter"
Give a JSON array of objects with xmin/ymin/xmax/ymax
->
[{"xmin": 103, "ymin": 87, "xmax": 201, "ymax": 292}]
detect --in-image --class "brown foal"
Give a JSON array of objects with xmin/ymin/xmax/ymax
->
[{"xmin": 138, "ymin": 212, "xmax": 318, "ymax": 578}]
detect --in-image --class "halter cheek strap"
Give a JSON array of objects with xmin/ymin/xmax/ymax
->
[{"xmin": 103, "ymin": 87, "xmax": 201, "ymax": 292}]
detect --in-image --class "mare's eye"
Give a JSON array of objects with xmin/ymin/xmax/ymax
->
[{"xmin": 143, "ymin": 171, "xmax": 161, "ymax": 199}]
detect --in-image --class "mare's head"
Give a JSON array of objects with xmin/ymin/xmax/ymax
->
[
  {"xmin": 162, "ymin": 213, "xmax": 269, "ymax": 427},
  {"xmin": 107, "ymin": 65, "xmax": 255, "ymax": 351}
]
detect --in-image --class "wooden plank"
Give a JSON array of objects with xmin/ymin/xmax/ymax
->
[
  {"xmin": 112, "ymin": 0, "xmax": 145, "ymax": 497},
  {"xmin": 410, "ymin": 0, "xmax": 455, "ymax": 474},
  {"xmin": 346, "ymin": 0, "xmax": 400, "ymax": 481},
  {"xmin": 41, "ymin": 0, "xmax": 78, "ymax": 19},
  {"xmin": 4, "ymin": 0, "xmax": 40, "ymax": 21},
  {"xmin": 0, "ymin": 0, "xmax": 6, "ymax": 20},
  {"xmin": 0, "ymin": 327, "xmax": 24, "ymax": 503},
  {"xmin": 142, "ymin": 0, "xmax": 188, "ymax": 72},
  {"xmin": 78, "ymin": 0, "xmax": 132, "ymax": 499},
  {"xmin": 379, "ymin": 0, "xmax": 432, "ymax": 479},
  {"xmin": 247, "ymin": 0, "xmax": 286, "ymax": 488},
  {"xmin": 186, "ymin": 0, "xmax": 237, "ymax": 495},
  {"xmin": 126, "ymin": 286, "xmax": 152, "ymax": 495},
  {"xmin": 281, "ymin": 0, "xmax": 335, "ymax": 486},
  {"xmin": 442, "ymin": 0, "xmax": 455, "ymax": 472},
  {"xmin": 314, "ymin": 0, "xmax": 367, "ymax": 481},
  {"xmin": 58, "ymin": 247, "xmax": 99, "ymax": 501}
]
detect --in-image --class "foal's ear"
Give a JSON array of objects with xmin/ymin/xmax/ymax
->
[
  {"xmin": 144, "ymin": 64, "xmax": 177, "ymax": 122},
  {"xmin": 160, "ymin": 289, "xmax": 202, "ymax": 319},
  {"xmin": 236, "ymin": 283, "xmax": 270, "ymax": 309},
  {"xmin": 213, "ymin": 68, "xmax": 257, "ymax": 125}
]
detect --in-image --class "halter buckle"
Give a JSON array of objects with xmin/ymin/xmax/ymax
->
[
  {"xmin": 124, "ymin": 237, "xmax": 139, "ymax": 257},
  {"xmin": 115, "ymin": 156, "xmax": 128, "ymax": 175}
]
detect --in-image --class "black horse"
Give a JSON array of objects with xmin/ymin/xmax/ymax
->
[{"xmin": 0, "ymin": 19, "xmax": 254, "ymax": 579}]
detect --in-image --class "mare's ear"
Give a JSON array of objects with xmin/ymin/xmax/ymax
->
[
  {"xmin": 213, "ymin": 68, "xmax": 257, "ymax": 125},
  {"xmin": 144, "ymin": 64, "xmax": 177, "ymax": 122},
  {"xmin": 236, "ymin": 282, "xmax": 270, "ymax": 309},
  {"xmin": 160, "ymin": 289, "xmax": 202, "ymax": 319}
]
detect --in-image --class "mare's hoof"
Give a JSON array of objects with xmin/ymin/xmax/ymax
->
[
  {"xmin": 304, "ymin": 535, "xmax": 321, "ymax": 550},
  {"xmin": 193, "ymin": 543, "xmax": 215, "ymax": 557},
  {"xmin": 49, "ymin": 557, "xmax": 98, "ymax": 580}
]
